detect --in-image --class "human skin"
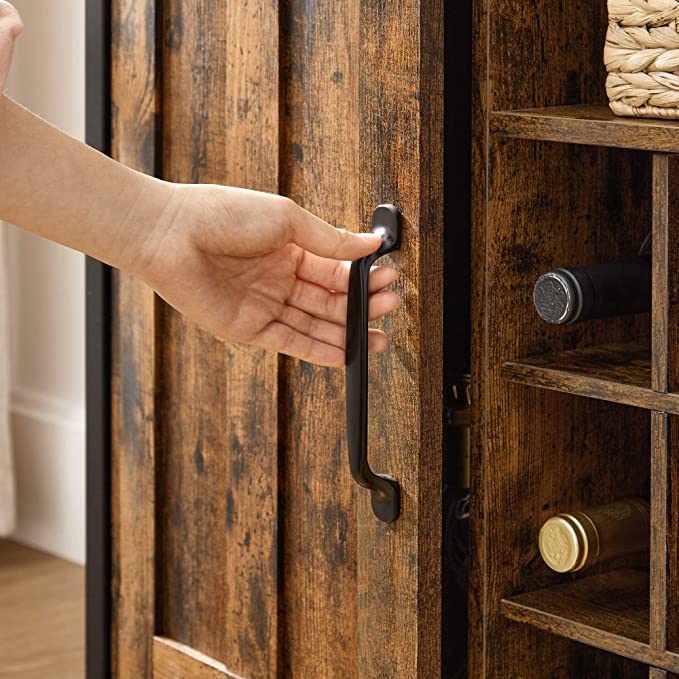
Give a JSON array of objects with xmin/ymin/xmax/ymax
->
[{"xmin": 0, "ymin": 93, "xmax": 401, "ymax": 367}]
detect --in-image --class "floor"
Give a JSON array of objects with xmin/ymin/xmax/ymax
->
[{"xmin": 0, "ymin": 539, "xmax": 84, "ymax": 678}]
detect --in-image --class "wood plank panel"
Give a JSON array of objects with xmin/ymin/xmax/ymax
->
[
  {"xmin": 653, "ymin": 155, "xmax": 670, "ymax": 393},
  {"xmin": 357, "ymin": 0, "xmax": 443, "ymax": 676},
  {"xmin": 156, "ymin": 0, "xmax": 229, "ymax": 663},
  {"xmin": 278, "ymin": 0, "xmax": 360, "ymax": 674},
  {"xmin": 157, "ymin": 1, "xmax": 280, "ymax": 675},
  {"xmin": 650, "ymin": 155, "xmax": 679, "ymax": 669},
  {"xmin": 155, "ymin": 310, "xmax": 229, "ymax": 660},
  {"xmin": 110, "ymin": 1, "xmax": 159, "ymax": 677},
  {"xmin": 221, "ymin": 1, "xmax": 280, "ymax": 676},
  {"xmin": 112, "ymin": 0, "xmax": 443, "ymax": 675},
  {"xmin": 668, "ymin": 157, "xmax": 679, "ymax": 395},
  {"xmin": 469, "ymin": 0, "xmax": 490, "ymax": 671},
  {"xmin": 665, "ymin": 157, "xmax": 679, "ymax": 661},
  {"xmin": 491, "ymin": 107, "xmax": 679, "ymax": 154},
  {"xmin": 651, "ymin": 413, "xmax": 670, "ymax": 651}
]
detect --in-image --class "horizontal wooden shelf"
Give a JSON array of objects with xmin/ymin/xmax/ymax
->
[
  {"xmin": 502, "ymin": 570, "xmax": 679, "ymax": 673},
  {"xmin": 502, "ymin": 342, "xmax": 679, "ymax": 414},
  {"xmin": 490, "ymin": 104, "xmax": 679, "ymax": 153}
]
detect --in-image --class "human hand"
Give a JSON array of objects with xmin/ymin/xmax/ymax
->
[{"xmin": 132, "ymin": 184, "xmax": 401, "ymax": 367}]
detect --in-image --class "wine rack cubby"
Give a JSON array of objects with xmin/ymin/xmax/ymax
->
[{"xmin": 473, "ymin": 1, "xmax": 679, "ymax": 677}]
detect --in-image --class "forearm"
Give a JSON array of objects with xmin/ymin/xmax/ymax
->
[{"xmin": 0, "ymin": 94, "xmax": 175, "ymax": 273}]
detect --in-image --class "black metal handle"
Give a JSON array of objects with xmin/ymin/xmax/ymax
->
[{"xmin": 345, "ymin": 204, "xmax": 402, "ymax": 523}]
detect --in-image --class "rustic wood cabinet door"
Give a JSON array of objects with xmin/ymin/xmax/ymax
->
[{"xmin": 109, "ymin": 1, "xmax": 443, "ymax": 677}]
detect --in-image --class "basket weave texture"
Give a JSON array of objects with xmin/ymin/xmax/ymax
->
[{"xmin": 605, "ymin": 0, "xmax": 679, "ymax": 118}]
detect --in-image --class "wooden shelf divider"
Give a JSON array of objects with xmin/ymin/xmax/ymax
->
[
  {"xmin": 491, "ymin": 105, "xmax": 679, "ymax": 153},
  {"xmin": 500, "ymin": 342, "xmax": 679, "ymax": 413},
  {"xmin": 649, "ymin": 152, "xmax": 679, "ymax": 672},
  {"xmin": 501, "ymin": 570, "xmax": 679, "ymax": 673}
]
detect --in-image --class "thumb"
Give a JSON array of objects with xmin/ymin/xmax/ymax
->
[{"xmin": 291, "ymin": 204, "xmax": 382, "ymax": 260}]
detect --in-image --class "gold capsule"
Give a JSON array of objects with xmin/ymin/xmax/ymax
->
[{"xmin": 538, "ymin": 498, "xmax": 649, "ymax": 574}]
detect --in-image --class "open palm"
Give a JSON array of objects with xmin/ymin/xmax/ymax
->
[{"xmin": 141, "ymin": 185, "xmax": 400, "ymax": 367}]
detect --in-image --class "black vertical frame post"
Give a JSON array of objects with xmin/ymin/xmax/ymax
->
[{"xmin": 85, "ymin": 0, "xmax": 111, "ymax": 677}]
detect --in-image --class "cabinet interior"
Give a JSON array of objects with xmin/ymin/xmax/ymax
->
[{"xmin": 472, "ymin": 0, "xmax": 679, "ymax": 676}]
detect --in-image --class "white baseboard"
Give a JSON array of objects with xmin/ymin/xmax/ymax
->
[{"xmin": 9, "ymin": 387, "xmax": 85, "ymax": 564}]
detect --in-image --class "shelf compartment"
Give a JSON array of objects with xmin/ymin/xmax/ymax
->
[
  {"xmin": 501, "ymin": 570, "xmax": 679, "ymax": 673},
  {"xmin": 490, "ymin": 105, "xmax": 679, "ymax": 153},
  {"xmin": 502, "ymin": 342, "xmax": 679, "ymax": 414}
]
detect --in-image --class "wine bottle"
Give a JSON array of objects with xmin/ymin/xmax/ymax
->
[
  {"xmin": 538, "ymin": 498, "xmax": 649, "ymax": 573},
  {"xmin": 533, "ymin": 240, "xmax": 651, "ymax": 324}
]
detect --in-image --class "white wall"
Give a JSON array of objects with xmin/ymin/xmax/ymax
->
[{"xmin": 3, "ymin": 0, "xmax": 86, "ymax": 564}]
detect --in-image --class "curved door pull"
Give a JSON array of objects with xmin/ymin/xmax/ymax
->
[{"xmin": 345, "ymin": 204, "xmax": 402, "ymax": 523}]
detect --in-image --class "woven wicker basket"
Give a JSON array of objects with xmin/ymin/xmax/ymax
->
[{"xmin": 605, "ymin": 0, "xmax": 679, "ymax": 118}]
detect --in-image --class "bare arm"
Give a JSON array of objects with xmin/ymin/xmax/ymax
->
[
  {"xmin": 0, "ymin": 95, "xmax": 174, "ymax": 270},
  {"xmin": 0, "ymin": 95, "xmax": 400, "ymax": 366}
]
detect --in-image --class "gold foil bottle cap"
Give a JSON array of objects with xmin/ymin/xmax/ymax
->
[{"xmin": 538, "ymin": 514, "xmax": 591, "ymax": 573}]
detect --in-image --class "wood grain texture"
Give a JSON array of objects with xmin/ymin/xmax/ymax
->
[
  {"xmin": 502, "ymin": 570, "xmax": 679, "ymax": 673},
  {"xmin": 504, "ymin": 342, "xmax": 651, "ymax": 385},
  {"xmin": 278, "ymin": 0, "xmax": 360, "ymax": 676},
  {"xmin": 500, "ymin": 343, "xmax": 679, "ymax": 414},
  {"xmin": 221, "ymin": 1, "xmax": 280, "ymax": 676},
  {"xmin": 279, "ymin": 0, "xmax": 443, "ymax": 675},
  {"xmin": 155, "ymin": 309, "xmax": 229, "ymax": 661},
  {"xmin": 112, "ymin": 0, "xmax": 444, "ymax": 675},
  {"xmin": 110, "ymin": 1, "xmax": 159, "ymax": 676},
  {"xmin": 662, "ymin": 416, "xmax": 679, "ymax": 657},
  {"xmin": 469, "ymin": 0, "xmax": 490, "ymax": 672},
  {"xmin": 156, "ymin": 4, "xmax": 281, "ymax": 677},
  {"xmin": 502, "ymin": 569, "xmax": 648, "ymax": 643},
  {"xmin": 358, "ymin": 0, "xmax": 443, "ymax": 676},
  {"xmin": 665, "ymin": 157, "xmax": 679, "ymax": 659},
  {"xmin": 653, "ymin": 155, "xmax": 670, "ymax": 393},
  {"xmin": 472, "ymin": 0, "xmax": 656, "ymax": 675},
  {"xmin": 651, "ymin": 412, "xmax": 669, "ymax": 650},
  {"xmin": 0, "ymin": 541, "xmax": 84, "ymax": 679},
  {"xmin": 478, "ymin": 140, "xmax": 652, "ymax": 675},
  {"xmin": 668, "ymin": 157, "xmax": 679, "ymax": 395},
  {"xmin": 650, "ymin": 155, "xmax": 679, "ymax": 663},
  {"xmin": 491, "ymin": 106, "xmax": 679, "ymax": 154},
  {"xmin": 155, "ymin": 0, "xmax": 229, "ymax": 665},
  {"xmin": 153, "ymin": 637, "xmax": 233, "ymax": 679}
]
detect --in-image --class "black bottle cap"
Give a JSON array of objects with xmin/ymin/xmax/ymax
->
[{"xmin": 533, "ymin": 269, "xmax": 583, "ymax": 324}]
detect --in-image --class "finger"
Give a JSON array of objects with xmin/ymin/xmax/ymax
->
[
  {"xmin": 253, "ymin": 321, "xmax": 346, "ymax": 367},
  {"xmin": 296, "ymin": 252, "xmax": 399, "ymax": 293},
  {"xmin": 290, "ymin": 204, "xmax": 382, "ymax": 260},
  {"xmin": 287, "ymin": 279, "xmax": 401, "ymax": 324},
  {"xmin": 278, "ymin": 305, "xmax": 389, "ymax": 352}
]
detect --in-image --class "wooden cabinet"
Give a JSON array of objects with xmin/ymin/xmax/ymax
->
[
  {"xmin": 473, "ymin": 1, "xmax": 679, "ymax": 677},
  {"xmin": 108, "ymin": 1, "xmax": 448, "ymax": 677},
  {"xmin": 106, "ymin": 0, "xmax": 679, "ymax": 676}
]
